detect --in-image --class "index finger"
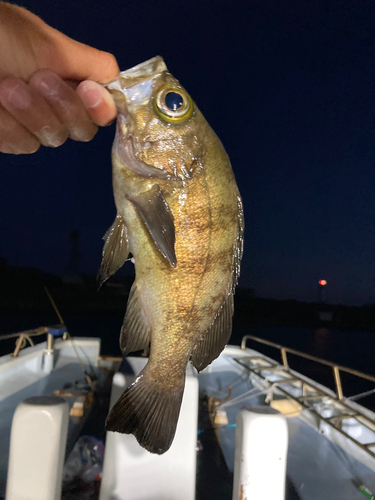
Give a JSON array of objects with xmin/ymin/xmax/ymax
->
[
  {"xmin": 30, "ymin": 70, "xmax": 98, "ymax": 141},
  {"xmin": 76, "ymin": 81, "xmax": 117, "ymax": 127}
]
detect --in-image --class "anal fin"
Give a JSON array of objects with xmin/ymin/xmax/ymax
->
[
  {"xmin": 97, "ymin": 214, "xmax": 129, "ymax": 289},
  {"xmin": 120, "ymin": 283, "xmax": 151, "ymax": 355},
  {"xmin": 190, "ymin": 293, "xmax": 234, "ymax": 372},
  {"xmin": 127, "ymin": 186, "xmax": 177, "ymax": 267}
]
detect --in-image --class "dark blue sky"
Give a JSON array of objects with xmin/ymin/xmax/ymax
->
[{"xmin": 1, "ymin": 0, "xmax": 375, "ymax": 305}]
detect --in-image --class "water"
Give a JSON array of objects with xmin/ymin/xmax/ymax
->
[
  {"xmin": 232, "ymin": 324, "xmax": 375, "ymax": 410},
  {"xmin": 232, "ymin": 324, "xmax": 374, "ymax": 375}
]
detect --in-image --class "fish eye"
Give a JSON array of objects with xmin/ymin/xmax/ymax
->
[{"xmin": 154, "ymin": 87, "xmax": 193, "ymax": 123}]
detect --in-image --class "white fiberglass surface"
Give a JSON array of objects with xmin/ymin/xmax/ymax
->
[
  {"xmin": 0, "ymin": 339, "xmax": 101, "ymax": 498},
  {"xmin": 0, "ymin": 362, "xmax": 88, "ymax": 496},
  {"xmin": 199, "ymin": 346, "xmax": 375, "ymax": 500}
]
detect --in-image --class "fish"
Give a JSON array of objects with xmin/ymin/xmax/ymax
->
[{"xmin": 98, "ymin": 56, "xmax": 244, "ymax": 454}]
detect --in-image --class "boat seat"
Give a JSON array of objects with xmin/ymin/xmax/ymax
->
[{"xmin": 99, "ymin": 357, "xmax": 198, "ymax": 500}]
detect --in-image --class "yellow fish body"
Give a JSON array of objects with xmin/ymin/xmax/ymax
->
[{"xmin": 99, "ymin": 57, "xmax": 244, "ymax": 454}]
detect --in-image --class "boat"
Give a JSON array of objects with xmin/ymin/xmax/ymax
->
[{"xmin": 1, "ymin": 326, "xmax": 375, "ymax": 500}]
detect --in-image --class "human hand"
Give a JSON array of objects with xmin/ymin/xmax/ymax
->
[{"xmin": 0, "ymin": 2, "xmax": 119, "ymax": 154}]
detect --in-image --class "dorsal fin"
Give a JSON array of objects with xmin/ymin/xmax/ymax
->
[{"xmin": 232, "ymin": 193, "xmax": 244, "ymax": 291}]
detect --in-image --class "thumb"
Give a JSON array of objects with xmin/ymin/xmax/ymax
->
[
  {"xmin": 52, "ymin": 35, "xmax": 120, "ymax": 83},
  {"xmin": 11, "ymin": 4, "xmax": 120, "ymax": 83}
]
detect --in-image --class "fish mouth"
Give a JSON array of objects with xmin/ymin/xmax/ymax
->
[
  {"xmin": 103, "ymin": 56, "xmax": 167, "ymax": 93},
  {"xmin": 106, "ymin": 57, "xmax": 181, "ymax": 181},
  {"xmin": 113, "ymin": 114, "xmax": 177, "ymax": 181},
  {"xmin": 104, "ymin": 57, "xmax": 165, "ymax": 111}
]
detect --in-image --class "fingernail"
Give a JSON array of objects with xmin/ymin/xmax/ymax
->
[
  {"xmin": 69, "ymin": 126, "xmax": 96, "ymax": 142},
  {"xmin": 79, "ymin": 83, "xmax": 103, "ymax": 108},
  {"xmin": 103, "ymin": 118, "xmax": 117, "ymax": 127},
  {"xmin": 36, "ymin": 73, "xmax": 60, "ymax": 97},
  {"xmin": 34, "ymin": 125, "xmax": 66, "ymax": 148}
]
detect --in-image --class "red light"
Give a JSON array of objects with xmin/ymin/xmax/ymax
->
[{"xmin": 319, "ymin": 280, "xmax": 327, "ymax": 286}]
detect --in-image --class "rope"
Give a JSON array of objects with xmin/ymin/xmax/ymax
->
[
  {"xmin": 0, "ymin": 327, "xmax": 48, "ymax": 342},
  {"xmin": 204, "ymin": 372, "xmax": 249, "ymax": 397},
  {"xmin": 348, "ymin": 388, "xmax": 375, "ymax": 402},
  {"xmin": 66, "ymin": 332, "xmax": 95, "ymax": 391},
  {"xmin": 217, "ymin": 384, "xmax": 268, "ymax": 409},
  {"xmin": 0, "ymin": 327, "xmax": 48, "ymax": 354},
  {"xmin": 44, "ymin": 287, "xmax": 64, "ymax": 324},
  {"xmin": 44, "ymin": 287, "xmax": 95, "ymax": 392},
  {"xmin": 18, "ymin": 334, "xmax": 34, "ymax": 349}
]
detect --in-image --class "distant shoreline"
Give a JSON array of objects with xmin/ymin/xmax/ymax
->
[{"xmin": 1, "ymin": 261, "xmax": 374, "ymax": 332}]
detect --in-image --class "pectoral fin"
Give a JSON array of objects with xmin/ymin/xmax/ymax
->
[
  {"xmin": 97, "ymin": 214, "xmax": 129, "ymax": 289},
  {"xmin": 190, "ymin": 293, "xmax": 234, "ymax": 372},
  {"xmin": 127, "ymin": 186, "xmax": 177, "ymax": 267}
]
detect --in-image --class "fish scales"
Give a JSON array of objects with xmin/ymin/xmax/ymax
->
[{"xmin": 99, "ymin": 56, "xmax": 244, "ymax": 454}]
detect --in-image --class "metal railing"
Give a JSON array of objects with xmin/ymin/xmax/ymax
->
[
  {"xmin": 241, "ymin": 334, "xmax": 375, "ymax": 401},
  {"xmin": 0, "ymin": 327, "xmax": 50, "ymax": 357},
  {"xmin": 239, "ymin": 334, "xmax": 375, "ymax": 460}
]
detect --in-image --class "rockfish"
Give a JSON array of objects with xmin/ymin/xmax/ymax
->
[{"xmin": 99, "ymin": 57, "xmax": 244, "ymax": 454}]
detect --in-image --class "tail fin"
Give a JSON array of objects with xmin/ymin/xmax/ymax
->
[{"xmin": 105, "ymin": 368, "xmax": 185, "ymax": 454}]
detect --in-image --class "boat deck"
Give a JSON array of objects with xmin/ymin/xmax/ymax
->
[
  {"xmin": 196, "ymin": 394, "xmax": 302, "ymax": 500},
  {"xmin": 0, "ymin": 337, "xmax": 107, "ymax": 498},
  {"xmin": 1, "ymin": 338, "xmax": 375, "ymax": 499},
  {"xmin": 200, "ymin": 346, "xmax": 375, "ymax": 500}
]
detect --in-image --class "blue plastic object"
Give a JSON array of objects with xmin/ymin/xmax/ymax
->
[{"xmin": 47, "ymin": 326, "xmax": 67, "ymax": 337}]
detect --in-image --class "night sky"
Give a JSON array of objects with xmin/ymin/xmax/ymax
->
[{"xmin": 1, "ymin": 0, "xmax": 375, "ymax": 306}]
